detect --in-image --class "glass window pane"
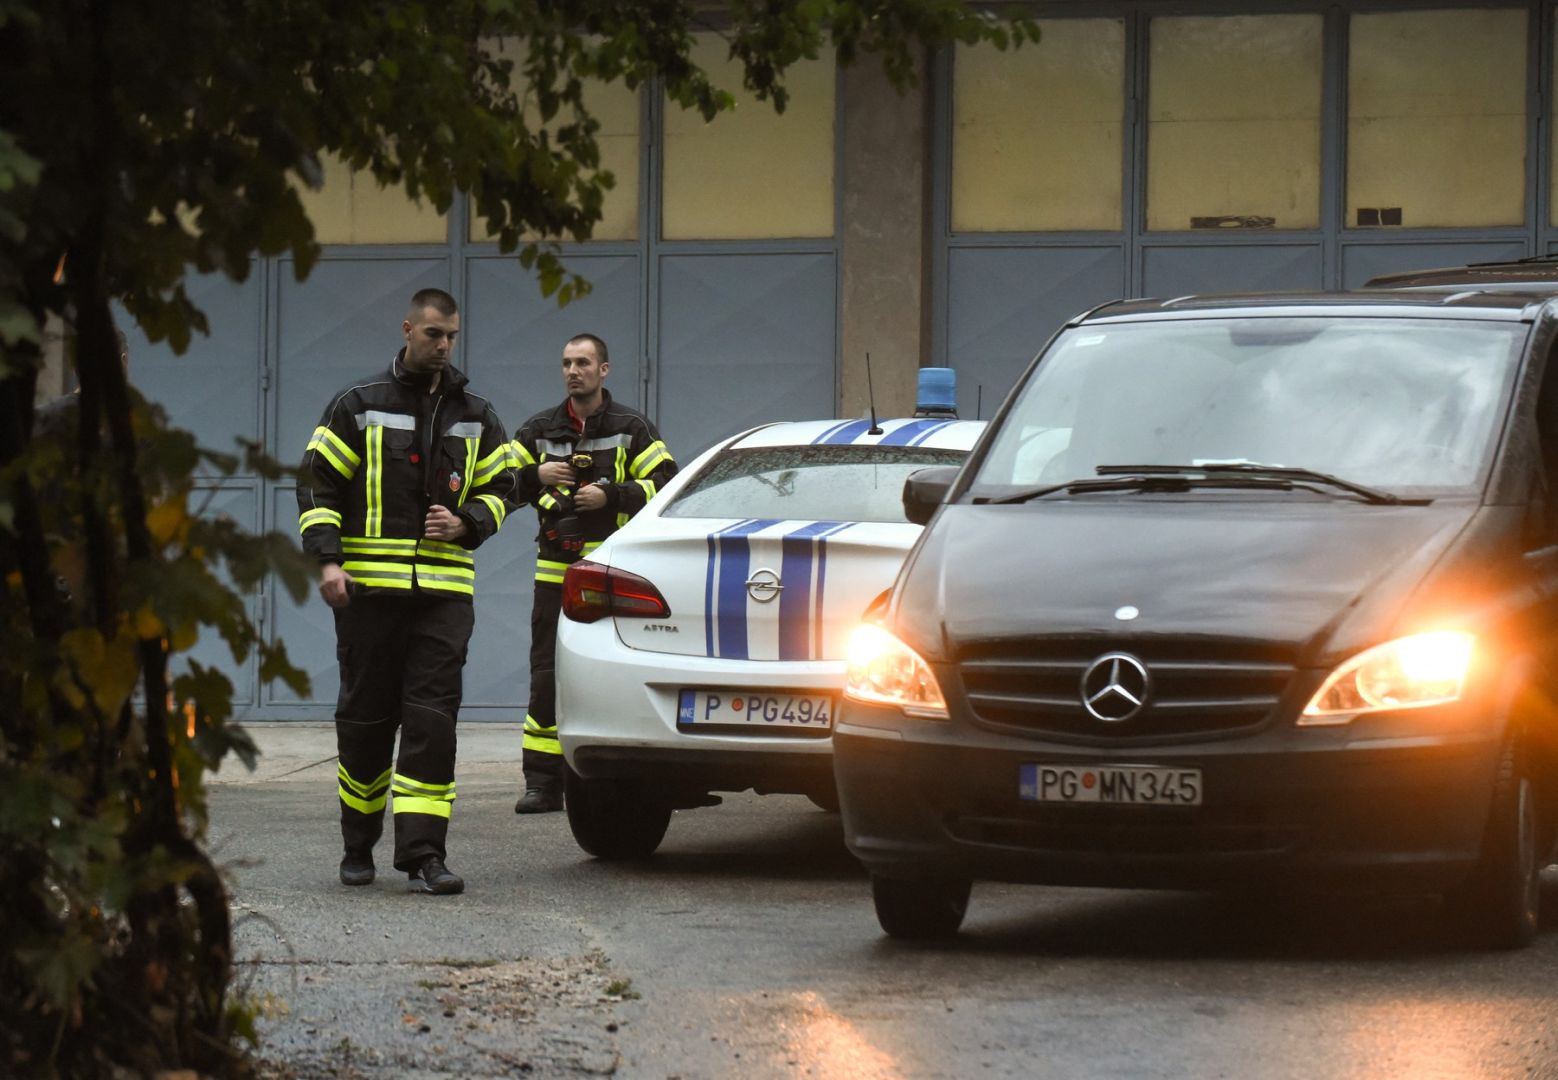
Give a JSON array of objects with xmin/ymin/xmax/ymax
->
[
  {"xmin": 297, "ymin": 154, "xmax": 448, "ymax": 245},
  {"xmin": 952, "ymin": 19, "xmax": 1124, "ymax": 232},
  {"xmin": 662, "ymin": 34, "xmax": 835, "ymax": 240},
  {"xmin": 472, "ymin": 39, "xmax": 640, "ymax": 243},
  {"xmin": 1349, "ymin": 9, "xmax": 1527, "ymax": 229},
  {"xmin": 1147, "ymin": 14, "xmax": 1322, "ymax": 232}
]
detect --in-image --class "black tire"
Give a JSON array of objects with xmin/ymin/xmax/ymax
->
[
  {"xmin": 564, "ymin": 767, "xmax": 672, "ymax": 860},
  {"xmin": 871, "ymin": 874, "xmax": 971, "ymax": 940},
  {"xmin": 1445, "ymin": 739, "xmax": 1542, "ymax": 950}
]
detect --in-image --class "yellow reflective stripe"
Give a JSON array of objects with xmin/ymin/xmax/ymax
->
[
  {"xmin": 511, "ymin": 440, "xmax": 537, "ymax": 467},
  {"xmin": 342, "ymin": 535, "xmax": 416, "ymax": 548},
  {"xmin": 630, "ymin": 441, "xmax": 670, "ymax": 478},
  {"xmin": 308, "ymin": 437, "xmax": 357, "ymax": 480},
  {"xmin": 615, "ymin": 446, "xmax": 626, "ymax": 484},
  {"xmin": 476, "ymin": 493, "xmax": 507, "ymax": 527},
  {"xmin": 635, "ymin": 478, "xmax": 657, "ymax": 502},
  {"xmin": 538, "ymin": 492, "xmax": 561, "ymax": 511},
  {"xmin": 365, "ymin": 425, "xmax": 384, "ymax": 538},
  {"xmin": 299, "ymin": 507, "xmax": 342, "ymax": 534},
  {"xmin": 343, "ymin": 544, "xmax": 421, "ymax": 557},
  {"xmin": 316, "ymin": 426, "xmax": 361, "ymax": 467},
  {"xmin": 339, "ymin": 788, "xmax": 387, "ymax": 814},
  {"xmin": 391, "ymin": 796, "xmax": 452, "ymax": 818},
  {"xmin": 341, "ymin": 559, "xmax": 412, "ymax": 578},
  {"xmin": 617, "ymin": 512, "xmax": 629, "ymax": 529},
  {"xmin": 419, "ymin": 578, "xmax": 476, "ymax": 595},
  {"xmin": 392, "ymin": 773, "xmax": 455, "ymax": 797},
  {"xmin": 474, "ymin": 443, "xmax": 509, "ymax": 486},
  {"xmin": 458, "ymin": 437, "xmax": 478, "ymax": 505},
  {"xmin": 582, "ymin": 541, "xmax": 603, "ymax": 553},
  {"xmin": 523, "ymin": 736, "xmax": 562, "ymax": 754},
  {"xmin": 349, "ymin": 577, "xmax": 414, "ymax": 589},
  {"xmin": 338, "ymin": 763, "xmax": 392, "ymax": 797},
  {"xmin": 536, "ymin": 570, "xmax": 566, "ymax": 584},
  {"xmin": 523, "ymin": 715, "xmax": 557, "ymax": 736},
  {"xmin": 417, "ymin": 540, "xmax": 475, "ymax": 564},
  {"xmin": 415, "ymin": 565, "xmax": 475, "ymax": 579}
]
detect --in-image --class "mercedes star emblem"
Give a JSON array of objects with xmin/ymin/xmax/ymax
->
[
  {"xmin": 1080, "ymin": 652, "xmax": 1150, "ymax": 722},
  {"xmin": 745, "ymin": 568, "xmax": 784, "ymax": 603}
]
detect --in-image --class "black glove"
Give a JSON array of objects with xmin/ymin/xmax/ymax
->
[{"xmin": 545, "ymin": 513, "xmax": 585, "ymax": 554}]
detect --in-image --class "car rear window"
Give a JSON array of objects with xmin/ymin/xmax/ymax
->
[{"xmin": 663, "ymin": 445, "xmax": 967, "ymax": 523}]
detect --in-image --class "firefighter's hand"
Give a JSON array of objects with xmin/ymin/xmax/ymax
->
[
  {"xmin": 424, "ymin": 505, "xmax": 469, "ymax": 542},
  {"xmin": 538, "ymin": 461, "xmax": 576, "ymax": 486},
  {"xmin": 320, "ymin": 563, "xmax": 353, "ymax": 609},
  {"xmin": 575, "ymin": 483, "xmax": 608, "ymax": 512}
]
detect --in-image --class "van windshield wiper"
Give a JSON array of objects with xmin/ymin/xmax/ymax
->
[
  {"xmin": 978, "ymin": 463, "xmax": 1428, "ymax": 506},
  {"xmin": 1096, "ymin": 463, "xmax": 1425, "ymax": 505},
  {"xmin": 979, "ymin": 472, "xmax": 1294, "ymax": 505}
]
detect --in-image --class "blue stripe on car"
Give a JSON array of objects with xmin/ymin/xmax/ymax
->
[
  {"xmin": 811, "ymin": 522, "xmax": 853, "ymax": 658},
  {"xmin": 876, "ymin": 419, "xmax": 944, "ymax": 446},
  {"xmin": 778, "ymin": 521, "xmax": 846, "ymax": 661},
  {"xmin": 818, "ymin": 419, "xmax": 875, "ymax": 445},
  {"xmin": 810, "ymin": 420, "xmax": 856, "ymax": 445},
  {"xmin": 908, "ymin": 420, "xmax": 956, "ymax": 446},
  {"xmin": 713, "ymin": 519, "xmax": 780, "ymax": 659},
  {"xmin": 705, "ymin": 520, "xmax": 753, "ymax": 657}
]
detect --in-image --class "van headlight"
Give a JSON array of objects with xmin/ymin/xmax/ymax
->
[
  {"xmin": 844, "ymin": 625, "xmax": 949, "ymax": 719},
  {"xmin": 1299, "ymin": 631, "xmax": 1475, "ymax": 724}
]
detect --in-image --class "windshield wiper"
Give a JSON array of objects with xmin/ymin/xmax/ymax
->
[
  {"xmin": 1095, "ymin": 463, "xmax": 1428, "ymax": 505},
  {"xmin": 979, "ymin": 472, "xmax": 1295, "ymax": 505}
]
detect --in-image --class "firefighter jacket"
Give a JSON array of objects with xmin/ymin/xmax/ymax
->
[
  {"xmin": 510, "ymin": 388, "xmax": 677, "ymax": 584},
  {"xmin": 297, "ymin": 352, "xmax": 519, "ymax": 600}
]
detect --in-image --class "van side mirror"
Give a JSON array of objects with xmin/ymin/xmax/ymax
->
[{"xmin": 903, "ymin": 466, "xmax": 962, "ymax": 526}]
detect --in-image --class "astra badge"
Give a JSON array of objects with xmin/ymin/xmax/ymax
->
[
  {"xmin": 1080, "ymin": 652, "xmax": 1150, "ymax": 722},
  {"xmin": 449, "ymin": 471, "xmax": 461, "ymax": 492},
  {"xmin": 745, "ymin": 568, "xmax": 784, "ymax": 603}
]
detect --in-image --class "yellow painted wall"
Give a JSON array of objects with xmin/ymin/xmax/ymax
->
[
  {"xmin": 473, "ymin": 38, "xmax": 640, "ymax": 243},
  {"xmin": 296, "ymin": 153, "xmax": 449, "ymax": 245},
  {"xmin": 1349, "ymin": 8, "xmax": 1526, "ymax": 228},
  {"xmin": 1147, "ymin": 14, "xmax": 1322, "ymax": 231},
  {"xmin": 661, "ymin": 34, "xmax": 835, "ymax": 240},
  {"xmin": 952, "ymin": 19, "xmax": 1125, "ymax": 232}
]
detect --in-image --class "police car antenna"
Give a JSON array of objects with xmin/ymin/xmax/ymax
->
[
  {"xmin": 977, "ymin": 384, "xmax": 983, "ymax": 421},
  {"xmin": 865, "ymin": 352, "xmax": 883, "ymax": 435}
]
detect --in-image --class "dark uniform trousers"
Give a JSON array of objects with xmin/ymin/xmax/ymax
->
[
  {"xmin": 522, "ymin": 582, "xmax": 564, "ymax": 778},
  {"xmin": 334, "ymin": 593, "xmax": 473, "ymax": 872}
]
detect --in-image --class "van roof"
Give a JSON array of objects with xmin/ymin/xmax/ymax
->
[{"xmin": 1076, "ymin": 290, "xmax": 1552, "ymax": 325}]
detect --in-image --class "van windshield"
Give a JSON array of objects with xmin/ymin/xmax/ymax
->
[{"xmin": 969, "ymin": 317, "xmax": 1525, "ymax": 498}]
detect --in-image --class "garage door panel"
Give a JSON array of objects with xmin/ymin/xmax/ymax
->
[
  {"xmin": 117, "ymin": 269, "xmax": 263, "ymax": 473},
  {"xmin": 465, "ymin": 254, "xmax": 642, "ymax": 438},
  {"xmin": 1141, "ymin": 244, "xmax": 1322, "ymax": 299},
  {"xmin": 947, "ymin": 246, "xmax": 1124, "ymax": 420},
  {"xmin": 274, "ymin": 257, "xmax": 450, "ymax": 462},
  {"xmin": 657, "ymin": 253, "xmax": 836, "ymax": 459},
  {"xmin": 1341, "ymin": 241, "xmax": 1529, "ymax": 288}
]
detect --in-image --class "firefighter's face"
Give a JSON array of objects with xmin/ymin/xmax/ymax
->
[
  {"xmin": 562, "ymin": 340, "xmax": 607, "ymax": 400},
  {"xmin": 403, "ymin": 307, "xmax": 460, "ymax": 375}
]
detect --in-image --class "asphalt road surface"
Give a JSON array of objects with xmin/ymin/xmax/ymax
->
[{"xmin": 217, "ymin": 724, "xmax": 1558, "ymax": 1079}]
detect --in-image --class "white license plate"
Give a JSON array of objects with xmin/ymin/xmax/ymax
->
[
  {"xmin": 1019, "ymin": 764, "xmax": 1202, "ymax": 806},
  {"xmin": 677, "ymin": 689, "xmax": 834, "ymax": 730}
]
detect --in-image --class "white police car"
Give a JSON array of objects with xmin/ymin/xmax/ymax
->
[{"xmin": 555, "ymin": 414, "xmax": 984, "ymax": 858}]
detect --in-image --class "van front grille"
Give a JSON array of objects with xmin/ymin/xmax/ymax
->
[{"xmin": 957, "ymin": 639, "xmax": 1295, "ymax": 744}]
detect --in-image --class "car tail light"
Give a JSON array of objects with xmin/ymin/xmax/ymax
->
[{"xmin": 562, "ymin": 560, "xmax": 671, "ymax": 623}]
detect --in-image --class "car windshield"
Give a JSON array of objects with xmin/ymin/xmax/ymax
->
[
  {"xmin": 664, "ymin": 445, "xmax": 968, "ymax": 523},
  {"xmin": 968, "ymin": 316, "xmax": 1524, "ymax": 498}
]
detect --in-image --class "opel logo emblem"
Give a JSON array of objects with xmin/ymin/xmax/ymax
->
[
  {"xmin": 745, "ymin": 568, "xmax": 784, "ymax": 603},
  {"xmin": 1080, "ymin": 652, "xmax": 1150, "ymax": 722}
]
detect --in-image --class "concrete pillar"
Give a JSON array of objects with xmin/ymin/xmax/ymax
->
[{"xmin": 838, "ymin": 53, "xmax": 931, "ymax": 421}]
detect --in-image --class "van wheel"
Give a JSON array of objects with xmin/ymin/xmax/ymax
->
[
  {"xmin": 564, "ymin": 767, "xmax": 672, "ymax": 860},
  {"xmin": 1444, "ymin": 739, "xmax": 1541, "ymax": 950},
  {"xmin": 871, "ymin": 875, "xmax": 971, "ymax": 940}
]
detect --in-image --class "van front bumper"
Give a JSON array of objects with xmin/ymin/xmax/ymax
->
[{"xmin": 833, "ymin": 703, "xmax": 1503, "ymax": 894}]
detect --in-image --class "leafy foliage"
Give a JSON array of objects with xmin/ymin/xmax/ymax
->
[{"xmin": 0, "ymin": 0, "xmax": 1034, "ymax": 1075}]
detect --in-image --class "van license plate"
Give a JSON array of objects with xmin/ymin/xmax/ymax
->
[
  {"xmin": 1020, "ymin": 764, "xmax": 1202, "ymax": 806},
  {"xmin": 677, "ymin": 689, "xmax": 834, "ymax": 730}
]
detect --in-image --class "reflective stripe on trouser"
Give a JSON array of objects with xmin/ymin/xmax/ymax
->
[
  {"xmin": 522, "ymin": 581, "xmax": 564, "ymax": 778},
  {"xmin": 334, "ymin": 593, "xmax": 473, "ymax": 871}
]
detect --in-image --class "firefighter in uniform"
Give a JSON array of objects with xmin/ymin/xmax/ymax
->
[
  {"xmin": 298, "ymin": 288, "xmax": 519, "ymax": 893},
  {"xmin": 511, "ymin": 333, "xmax": 677, "ymax": 812}
]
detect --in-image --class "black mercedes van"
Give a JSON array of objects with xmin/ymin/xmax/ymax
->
[{"xmin": 833, "ymin": 290, "xmax": 1558, "ymax": 947}]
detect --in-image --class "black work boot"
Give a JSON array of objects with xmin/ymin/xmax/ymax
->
[
  {"xmin": 339, "ymin": 850, "xmax": 375, "ymax": 887},
  {"xmin": 407, "ymin": 857, "xmax": 465, "ymax": 895},
  {"xmin": 513, "ymin": 771, "xmax": 565, "ymax": 814}
]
